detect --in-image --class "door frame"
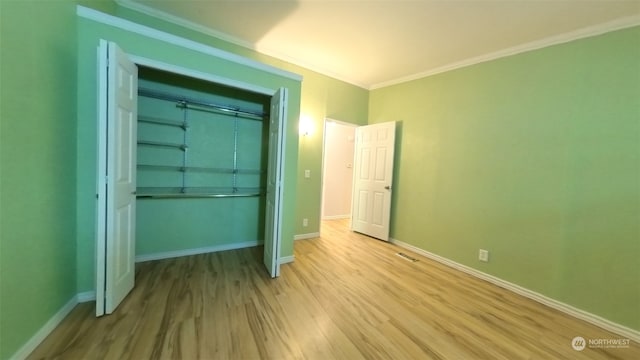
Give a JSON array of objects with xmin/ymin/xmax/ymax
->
[
  {"xmin": 96, "ymin": 45, "xmax": 287, "ymax": 314},
  {"xmin": 320, "ymin": 118, "xmax": 358, "ymax": 221}
]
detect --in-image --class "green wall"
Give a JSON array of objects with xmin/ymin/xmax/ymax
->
[
  {"xmin": 369, "ymin": 26, "xmax": 640, "ymax": 330},
  {"xmin": 0, "ymin": 1, "xmax": 78, "ymax": 358}
]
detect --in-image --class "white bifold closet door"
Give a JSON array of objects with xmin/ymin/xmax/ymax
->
[
  {"xmin": 263, "ymin": 88, "xmax": 288, "ymax": 278},
  {"xmin": 96, "ymin": 40, "xmax": 289, "ymax": 315},
  {"xmin": 96, "ymin": 40, "xmax": 138, "ymax": 316},
  {"xmin": 351, "ymin": 122, "xmax": 396, "ymax": 241}
]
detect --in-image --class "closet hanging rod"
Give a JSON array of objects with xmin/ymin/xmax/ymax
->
[
  {"xmin": 137, "ymin": 140, "xmax": 188, "ymax": 151},
  {"xmin": 138, "ymin": 88, "xmax": 268, "ymax": 120},
  {"xmin": 137, "ymin": 164, "xmax": 264, "ymax": 174},
  {"xmin": 138, "ymin": 115, "xmax": 188, "ymax": 129},
  {"xmin": 136, "ymin": 193, "xmax": 263, "ymax": 199}
]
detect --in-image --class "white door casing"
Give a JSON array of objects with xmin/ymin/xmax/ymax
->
[
  {"xmin": 96, "ymin": 40, "xmax": 138, "ymax": 316},
  {"xmin": 351, "ymin": 122, "xmax": 396, "ymax": 241},
  {"xmin": 263, "ymin": 88, "xmax": 288, "ymax": 278}
]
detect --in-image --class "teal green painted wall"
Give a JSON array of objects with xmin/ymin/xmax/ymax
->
[
  {"xmin": 76, "ymin": 14, "xmax": 301, "ymax": 292},
  {"xmin": 113, "ymin": 5, "xmax": 370, "ymax": 237},
  {"xmin": 369, "ymin": 27, "xmax": 640, "ymax": 330},
  {"xmin": 0, "ymin": 1, "xmax": 78, "ymax": 358},
  {"xmin": 136, "ymin": 72, "xmax": 270, "ymax": 255}
]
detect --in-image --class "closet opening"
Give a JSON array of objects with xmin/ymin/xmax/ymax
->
[
  {"xmin": 97, "ymin": 40, "xmax": 288, "ymax": 316},
  {"xmin": 135, "ymin": 66, "xmax": 271, "ymax": 261}
]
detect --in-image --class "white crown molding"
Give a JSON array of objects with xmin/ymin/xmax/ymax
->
[
  {"xmin": 76, "ymin": 5, "xmax": 302, "ymax": 82},
  {"xmin": 114, "ymin": 1, "xmax": 639, "ymax": 90},
  {"xmin": 115, "ymin": 0, "xmax": 369, "ymax": 89},
  {"xmin": 115, "ymin": 0, "xmax": 259, "ymax": 51},
  {"xmin": 371, "ymin": 14, "xmax": 640, "ymax": 90},
  {"xmin": 252, "ymin": 45, "xmax": 371, "ymax": 89},
  {"xmin": 390, "ymin": 237, "xmax": 640, "ymax": 344}
]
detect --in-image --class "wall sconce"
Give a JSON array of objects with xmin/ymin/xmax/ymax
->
[{"xmin": 299, "ymin": 115, "xmax": 314, "ymax": 136}]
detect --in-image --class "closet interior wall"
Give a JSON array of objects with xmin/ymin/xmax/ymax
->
[{"xmin": 136, "ymin": 67, "xmax": 271, "ymax": 257}]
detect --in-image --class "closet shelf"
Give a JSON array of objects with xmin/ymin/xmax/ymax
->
[
  {"xmin": 136, "ymin": 186, "xmax": 264, "ymax": 199},
  {"xmin": 138, "ymin": 140, "xmax": 188, "ymax": 151},
  {"xmin": 139, "ymin": 115, "xmax": 188, "ymax": 130},
  {"xmin": 137, "ymin": 164, "xmax": 264, "ymax": 174}
]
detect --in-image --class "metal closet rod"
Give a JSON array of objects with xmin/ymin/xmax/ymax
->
[
  {"xmin": 137, "ymin": 193, "xmax": 263, "ymax": 199},
  {"xmin": 138, "ymin": 88, "xmax": 267, "ymax": 120},
  {"xmin": 135, "ymin": 187, "xmax": 264, "ymax": 199}
]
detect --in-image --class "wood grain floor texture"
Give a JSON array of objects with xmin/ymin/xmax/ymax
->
[{"xmin": 29, "ymin": 220, "xmax": 639, "ymax": 360}]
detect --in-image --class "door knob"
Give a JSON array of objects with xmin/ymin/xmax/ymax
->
[{"xmin": 384, "ymin": 185, "xmax": 391, "ymax": 190}]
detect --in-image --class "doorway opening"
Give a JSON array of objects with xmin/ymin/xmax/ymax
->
[
  {"xmin": 135, "ymin": 66, "xmax": 271, "ymax": 258},
  {"xmin": 321, "ymin": 119, "xmax": 357, "ymax": 220},
  {"xmin": 320, "ymin": 120, "xmax": 397, "ymax": 241}
]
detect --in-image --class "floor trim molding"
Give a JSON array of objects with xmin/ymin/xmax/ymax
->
[
  {"xmin": 76, "ymin": 291, "xmax": 96, "ymax": 303},
  {"xmin": 294, "ymin": 232, "xmax": 320, "ymax": 241},
  {"xmin": 321, "ymin": 215, "xmax": 350, "ymax": 220},
  {"xmin": 135, "ymin": 241, "xmax": 261, "ymax": 263},
  {"xmin": 9, "ymin": 295, "xmax": 78, "ymax": 360},
  {"xmin": 280, "ymin": 255, "xmax": 295, "ymax": 264},
  {"xmin": 391, "ymin": 238, "xmax": 640, "ymax": 343}
]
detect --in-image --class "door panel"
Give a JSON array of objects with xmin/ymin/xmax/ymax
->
[
  {"xmin": 96, "ymin": 40, "xmax": 138, "ymax": 316},
  {"xmin": 263, "ymin": 88, "xmax": 287, "ymax": 278},
  {"xmin": 351, "ymin": 122, "xmax": 396, "ymax": 241}
]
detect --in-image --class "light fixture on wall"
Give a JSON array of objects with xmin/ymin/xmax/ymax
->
[{"xmin": 299, "ymin": 115, "xmax": 314, "ymax": 136}]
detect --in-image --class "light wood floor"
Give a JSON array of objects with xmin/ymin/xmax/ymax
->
[{"xmin": 29, "ymin": 220, "xmax": 639, "ymax": 359}]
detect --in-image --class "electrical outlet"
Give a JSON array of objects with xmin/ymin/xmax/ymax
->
[
  {"xmin": 479, "ymin": 249, "xmax": 489, "ymax": 262},
  {"xmin": 303, "ymin": 218, "xmax": 308, "ymax": 227},
  {"xmin": 304, "ymin": 169, "xmax": 311, "ymax": 178}
]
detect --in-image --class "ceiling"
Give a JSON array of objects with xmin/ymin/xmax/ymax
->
[{"xmin": 121, "ymin": 0, "xmax": 640, "ymax": 89}]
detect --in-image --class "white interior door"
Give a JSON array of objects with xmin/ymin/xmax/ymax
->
[
  {"xmin": 351, "ymin": 121, "xmax": 396, "ymax": 241},
  {"xmin": 96, "ymin": 40, "xmax": 138, "ymax": 316},
  {"xmin": 263, "ymin": 88, "xmax": 288, "ymax": 277}
]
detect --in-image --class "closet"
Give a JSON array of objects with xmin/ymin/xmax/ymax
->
[
  {"xmin": 135, "ymin": 66, "xmax": 271, "ymax": 259},
  {"xmin": 95, "ymin": 39, "xmax": 291, "ymax": 316}
]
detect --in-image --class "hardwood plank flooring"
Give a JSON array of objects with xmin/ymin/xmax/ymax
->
[{"xmin": 28, "ymin": 219, "xmax": 639, "ymax": 359}]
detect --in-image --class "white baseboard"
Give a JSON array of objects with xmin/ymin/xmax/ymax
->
[
  {"xmin": 321, "ymin": 214, "xmax": 350, "ymax": 220},
  {"xmin": 9, "ymin": 295, "xmax": 78, "ymax": 360},
  {"xmin": 280, "ymin": 255, "xmax": 295, "ymax": 264},
  {"xmin": 391, "ymin": 238, "xmax": 640, "ymax": 343},
  {"xmin": 76, "ymin": 291, "xmax": 96, "ymax": 303},
  {"xmin": 294, "ymin": 232, "xmax": 320, "ymax": 241},
  {"xmin": 135, "ymin": 240, "xmax": 261, "ymax": 263}
]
